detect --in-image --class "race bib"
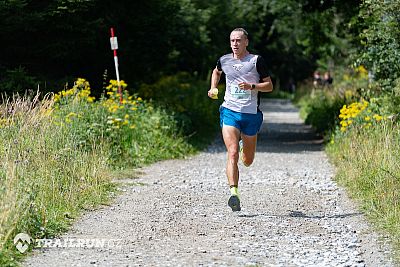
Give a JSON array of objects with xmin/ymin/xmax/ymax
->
[{"xmin": 230, "ymin": 83, "xmax": 251, "ymax": 100}]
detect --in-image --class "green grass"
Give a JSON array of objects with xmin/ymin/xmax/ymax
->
[
  {"xmin": 294, "ymin": 75, "xmax": 400, "ymax": 261},
  {"xmin": 327, "ymin": 120, "xmax": 400, "ymax": 260},
  {"xmin": 0, "ymin": 94, "xmax": 115, "ymax": 266},
  {"xmin": 0, "ymin": 77, "xmax": 218, "ymax": 266}
]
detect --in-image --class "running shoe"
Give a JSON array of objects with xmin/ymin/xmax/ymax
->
[{"xmin": 228, "ymin": 195, "xmax": 241, "ymax": 212}]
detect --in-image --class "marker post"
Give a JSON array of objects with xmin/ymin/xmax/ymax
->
[{"xmin": 110, "ymin": 27, "xmax": 122, "ymax": 103}]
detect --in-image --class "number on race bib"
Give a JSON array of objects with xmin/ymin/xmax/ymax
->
[{"xmin": 230, "ymin": 83, "xmax": 251, "ymax": 100}]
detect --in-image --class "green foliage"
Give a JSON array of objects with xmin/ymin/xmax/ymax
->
[
  {"xmin": 389, "ymin": 79, "xmax": 400, "ymax": 116},
  {"xmin": 297, "ymin": 89, "xmax": 345, "ymax": 135},
  {"xmin": 0, "ymin": 77, "xmax": 201, "ymax": 265},
  {"xmin": 0, "ymin": 0, "xmax": 205, "ymax": 92},
  {"xmin": 357, "ymin": 0, "xmax": 400, "ymax": 88},
  {"xmin": 137, "ymin": 73, "xmax": 222, "ymax": 148},
  {"xmin": 262, "ymin": 89, "xmax": 294, "ymax": 100},
  {"xmin": 295, "ymin": 65, "xmax": 375, "ymax": 136},
  {"xmin": 365, "ymin": 78, "xmax": 400, "ymax": 118},
  {"xmin": 0, "ymin": 67, "xmax": 37, "ymax": 95},
  {"xmin": 327, "ymin": 121, "xmax": 400, "ymax": 258},
  {"xmin": 53, "ymin": 78, "xmax": 195, "ymax": 167},
  {"xmin": 0, "ymin": 93, "xmax": 113, "ymax": 266}
]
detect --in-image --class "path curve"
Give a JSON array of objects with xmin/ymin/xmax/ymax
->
[{"xmin": 24, "ymin": 99, "xmax": 394, "ymax": 267}]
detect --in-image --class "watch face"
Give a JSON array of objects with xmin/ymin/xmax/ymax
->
[{"xmin": 251, "ymin": 84, "xmax": 255, "ymax": 89}]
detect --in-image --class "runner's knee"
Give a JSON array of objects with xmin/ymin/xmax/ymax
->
[
  {"xmin": 243, "ymin": 156, "xmax": 254, "ymax": 166},
  {"xmin": 242, "ymin": 152, "xmax": 254, "ymax": 166},
  {"xmin": 228, "ymin": 149, "xmax": 239, "ymax": 164}
]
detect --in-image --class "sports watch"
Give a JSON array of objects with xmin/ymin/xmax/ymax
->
[{"xmin": 251, "ymin": 84, "xmax": 256, "ymax": 89}]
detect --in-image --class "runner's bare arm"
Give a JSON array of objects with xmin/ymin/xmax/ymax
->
[
  {"xmin": 238, "ymin": 76, "xmax": 273, "ymax": 92},
  {"xmin": 208, "ymin": 67, "xmax": 223, "ymax": 98}
]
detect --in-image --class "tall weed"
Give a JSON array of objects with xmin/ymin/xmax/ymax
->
[
  {"xmin": 0, "ymin": 77, "xmax": 199, "ymax": 265},
  {"xmin": 0, "ymin": 93, "xmax": 113, "ymax": 266},
  {"xmin": 327, "ymin": 121, "xmax": 400, "ymax": 253}
]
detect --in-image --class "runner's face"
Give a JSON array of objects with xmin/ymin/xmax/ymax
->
[{"xmin": 230, "ymin": 31, "xmax": 248, "ymax": 57}]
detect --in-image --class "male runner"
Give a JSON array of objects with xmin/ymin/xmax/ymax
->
[{"xmin": 208, "ymin": 28, "xmax": 273, "ymax": 211}]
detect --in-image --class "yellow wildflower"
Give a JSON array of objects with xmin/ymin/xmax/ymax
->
[{"xmin": 373, "ymin": 114, "xmax": 383, "ymax": 121}]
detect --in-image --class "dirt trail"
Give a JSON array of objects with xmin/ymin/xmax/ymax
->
[{"xmin": 24, "ymin": 99, "xmax": 394, "ymax": 267}]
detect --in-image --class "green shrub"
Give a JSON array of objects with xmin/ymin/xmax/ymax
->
[
  {"xmin": 0, "ymin": 77, "xmax": 199, "ymax": 265},
  {"xmin": 357, "ymin": 1, "xmax": 400, "ymax": 88},
  {"xmin": 300, "ymin": 91, "xmax": 345, "ymax": 134},
  {"xmin": 137, "ymin": 72, "xmax": 222, "ymax": 148},
  {"xmin": 295, "ymin": 65, "xmax": 372, "ymax": 136},
  {"xmin": 53, "ymin": 78, "xmax": 194, "ymax": 168},
  {"xmin": 0, "ymin": 67, "xmax": 37, "ymax": 96},
  {"xmin": 0, "ymin": 93, "xmax": 113, "ymax": 266}
]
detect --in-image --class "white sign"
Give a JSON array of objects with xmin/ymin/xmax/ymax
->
[{"xmin": 110, "ymin": 37, "xmax": 118, "ymax": 50}]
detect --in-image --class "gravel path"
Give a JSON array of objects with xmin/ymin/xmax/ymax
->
[{"xmin": 24, "ymin": 99, "xmax": 394, "ymax": 267}]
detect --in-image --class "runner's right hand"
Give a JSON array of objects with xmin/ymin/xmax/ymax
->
[{"xmin": 208, "ymin": 88, "xmax": 218, "ymax": 99}]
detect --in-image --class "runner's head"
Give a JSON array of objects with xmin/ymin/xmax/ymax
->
[{"xmin": 230, "ymin": 28, "xmax": 249, "ymax": 58}]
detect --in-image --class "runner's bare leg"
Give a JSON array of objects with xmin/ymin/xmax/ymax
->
[
  {"xmin": 222, "ymin": 125, "xmax": 240, "ymax": 186},
  {"xmin": 241, "ymin": 134, "xmax": 257, "ymax": 166}
]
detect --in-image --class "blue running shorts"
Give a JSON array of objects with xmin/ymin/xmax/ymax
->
[{"xmin": 219, "ymin": 106, "xmax": 263, "ymax": 136}]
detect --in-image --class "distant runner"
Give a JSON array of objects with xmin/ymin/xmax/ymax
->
[{"xmin": 208, "ymin": 28, "xmax": 273, "ymax": 211}]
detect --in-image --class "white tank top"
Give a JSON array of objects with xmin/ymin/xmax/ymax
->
[{"xmin": 218, "ymin": 53, "xmax": 261, "ymax": 114}]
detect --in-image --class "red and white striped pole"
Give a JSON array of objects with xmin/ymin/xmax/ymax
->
[{"xmin": 110, "ymin": 27, "xmax": 122, "ymax": 103}]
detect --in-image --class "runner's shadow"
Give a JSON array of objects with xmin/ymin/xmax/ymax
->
[
  {"xmin": 286, "ymin": 210, "xmax": 363, "ymax": 219},
  {"xmin": 237, "ymin": 211, "xmax": 362, "ymax": 219}
]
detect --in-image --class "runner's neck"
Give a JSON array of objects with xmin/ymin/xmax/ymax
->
[{"xmin": 232, "ymin": 51, "xmax": 249, "ymax": 60}]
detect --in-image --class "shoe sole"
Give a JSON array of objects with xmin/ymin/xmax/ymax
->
[{"xmin": 228, "ymin": 195, "xmax": 241, "ymax": 212}]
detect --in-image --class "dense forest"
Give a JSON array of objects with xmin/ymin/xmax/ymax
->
[{"xmin": 1, "ymin": 0, "xmax": 365, "ymax": 95}]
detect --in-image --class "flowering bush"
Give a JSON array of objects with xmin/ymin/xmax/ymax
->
[
  {"xmin": 338, "ymin": 99, "xmax": 385, "ymax": 133},
  {"xmin": 136, "ymin": 72, "xmax": 221, "ymax": 143},
  {"xmin": 102, "ymin": 80, "xmax": 144, "ymax": 131},
  {"xmin": 54, "ymin": 78, "xmax": 95, "ymax": 104},
  {"xmin": 53, "ymin": 78, "xmax": 144, "ymax": 133},
  {"xmin": 52, "ymin": 78, "xmax": 192, "ymax": 167}
]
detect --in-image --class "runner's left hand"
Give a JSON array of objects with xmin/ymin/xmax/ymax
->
[{"xmin": 238, "ymin": 82, "xmax": 251, "ymax": 90}]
